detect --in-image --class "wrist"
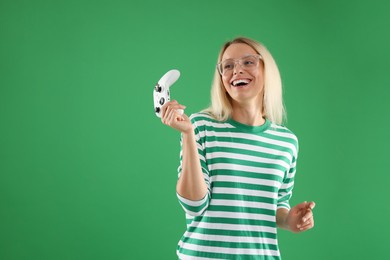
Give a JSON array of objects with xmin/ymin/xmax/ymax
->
[
  {"xmin": 276, "ymin": 208, "xmax": 290, "ymax": 230},
  {"xmin": 181, "ymin": 126, "xmax": 195, "ymax": 137}
]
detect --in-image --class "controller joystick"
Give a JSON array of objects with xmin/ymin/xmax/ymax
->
[
  {"xmin": 153, "ymin": 69, "xmax": 181, "ymax": 118},
  {"xmin": 155, "ymin": 85, "xmax": 162, "ymax": 92}
]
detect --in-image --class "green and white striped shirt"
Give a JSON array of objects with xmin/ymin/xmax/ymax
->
[{"xmin": 176, "ymin": 113, "xmax": 298, "ymax": 260}]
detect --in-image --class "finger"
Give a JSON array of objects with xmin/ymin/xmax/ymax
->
[
  {"xmin": 166, "ymin": 109, "xmax": 175, "ymax": 126},
  {"xmin": 160, "ymin": 101, "xmax": 173, "ymax": 118},
  {"xmin": 176, "ymin": 108, "xmax": 184, "ymax": 116},
  {"xmin": 299, "ymin": 224, "xmax": 313, "ymax": 232},
  {"xmin": 168, "ymin": 105, "xmax": 186, "ymax": 122},
  {"xmin": 298, "ymin": 219, "xmax": 312, "ymax": 229},
  {"xmin": 175, "ymin": 106, "xmax": 187, "ymax": 121},
  {"xmin": 301, "ymin": 211, "xmax": 313, "ymax": 223},
  {"xmin": 162, "ymin": 104, "xmax": 175, "ymax": 125},
  {"xmin": 161, "ymin": 99, "xmax": 184, "ymax": 114},
  {"xmin": 166, "ymin": 106, "xmax": 179, "ymax": 125},
  {"xmin": 165, "ymin": 103, "xmax": 186, "ymax": 113},
  {"xmin": 299, "ymin": 220, "xmax": 314, "ymax": 231},
  {"xmin": 178, "ymin": 113, "xmax": 189, "ymax": 122},
  {"xmin": 162, "ymin": 103, "xmax": 185, "ymax": 123},
  {"xmin": 172, "ymin": 106, "xmax": 184, "ymax": 122},
  {"xmin": 295, "ymin": 201, "xmax": 308, "ymax": 210},
  {"xmin": 175, "ymin": 108, "xmax": 186, "ymax": 120},
  {"xmin": 161, "ymin": 104, "xmax": 170, "ymax": 124},
  {"xmin": 167, "ymin": 105, "xmax": 185, "ymax": 125}
]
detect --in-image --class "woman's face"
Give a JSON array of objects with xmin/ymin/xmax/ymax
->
[{"xmin": 220, "ymin": 43, "xmax": 264, "ymax": 106}]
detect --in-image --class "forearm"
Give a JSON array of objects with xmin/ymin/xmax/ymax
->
[
  {"xmin": 276, "ymin": 208, "xmax": 290, "ymax": 230},
  {"xmin": 176, "ymin": 131, "xmax": 208, "ymax": 200}
]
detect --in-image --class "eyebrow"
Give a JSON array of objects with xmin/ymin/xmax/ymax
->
[{"xmin": 221, "ymin": 54, "xmax": 258, "ymax": 61}]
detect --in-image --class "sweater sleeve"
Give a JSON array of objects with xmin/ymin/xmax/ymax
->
[
  {"xmin": 176, "ymin": 115, "xmax": 211, "ymax": 216},
  {"xmin": 277, "ymin": 139, "xmax": 299, "ymax": 210}
]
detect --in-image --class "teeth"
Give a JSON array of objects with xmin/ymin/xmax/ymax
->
[{"xmin": 232, "ymin": 79, "xmax": 251, "ymax": 86}]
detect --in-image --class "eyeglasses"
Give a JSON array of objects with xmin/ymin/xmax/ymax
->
[{"xmin": 217, "ymin": 54, "xmax": 262, "ymax": 76}]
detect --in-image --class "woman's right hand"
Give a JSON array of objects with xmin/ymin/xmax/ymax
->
[{"xmin": 161, "ymin": 100, "xmax": 192, "ymax": 134}]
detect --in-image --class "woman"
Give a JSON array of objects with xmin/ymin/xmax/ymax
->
[{"xmin": 161, "ymin": 37, "xmax": 316, "ymax": 259}]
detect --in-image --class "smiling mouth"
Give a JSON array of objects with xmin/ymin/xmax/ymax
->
[{"xmin": 231, "ymin": 79, "xmax": 252, "ymax": 87}]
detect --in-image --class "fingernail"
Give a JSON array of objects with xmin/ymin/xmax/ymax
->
[
  {"xmin": 303, "ymin": 218, "xmax": 306, "ymax": 222},
  {"xmin": 297, "ymin": 224, "xmax": 301, "ymax": 228}
]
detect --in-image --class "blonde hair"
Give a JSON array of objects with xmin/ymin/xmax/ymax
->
[{"xmin": 203, "ymin": 37, "xmax": 286, "ymax": 125}]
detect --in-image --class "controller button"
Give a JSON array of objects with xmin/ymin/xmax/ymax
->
[
  {"xmin": 159, "ymin": 97, "xmax": 165, "ymax": 105},
  {"xmin": 155, "ymin": 107, "xmax": 160, "ymax": 113},
  {"xmin": 155, "ymin": 84, "xmax": 162, "ymax": 92}
]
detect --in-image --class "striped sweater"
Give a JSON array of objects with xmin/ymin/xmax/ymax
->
[{"xmin": 176, "ymin": 113, "xmax": 299, "ymax": 260}]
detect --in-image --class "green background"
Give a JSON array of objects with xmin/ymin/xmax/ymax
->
[{"xmin": 1, "ymin": 0, "xmax": 389, "ymax": 259}]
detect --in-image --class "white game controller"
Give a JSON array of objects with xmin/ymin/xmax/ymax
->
[{"xmin": 153, "ymin": 69, "xmax": 183, "ymax": 118}]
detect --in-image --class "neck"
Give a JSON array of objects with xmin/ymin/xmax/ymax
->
[{"xmin": 231, "ymin": 100, "xmax": 265, "ymax": 126}]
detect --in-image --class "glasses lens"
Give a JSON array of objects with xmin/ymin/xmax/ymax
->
[
  {"xmin": 218, "ymin": 55, "xmax": 260, "ymax": 75},
  {"xmin": 220, "ymin": 60, "xmax": 234, "ymax": 75},
  {"xmin": 240, "ymin": 55, "xmax": 258, "ymax": 68}
]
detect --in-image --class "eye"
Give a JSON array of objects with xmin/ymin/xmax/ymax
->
[
  {"xmin": 243, "ymin": 57, "xmax": 256, "ymax": 65},
  {"xmin": 223, "ymin": 62, "xmax": 234, "ymax": 70},
  {"xmin": 242, "ymin": 57, "xmax": 257, "ymax": 67}
]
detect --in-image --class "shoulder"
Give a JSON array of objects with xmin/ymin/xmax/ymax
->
[
  {"xmin": 268, "ymin": 122, "xmax": 298, "ymax": 141},
  {"xmin": 266, "ymin": 121, "xmax": 299, "ymax": 153},
  {"xmin": 189, "ymin": 111, "xmax": 215, "ymax": 122},
  {"xmin": 188, "ymin": 112, "xmax": 234, "ymax": 136},
  {"xmin": 189, "ymin": 112, "xmax": 225, "ymax": 127}
]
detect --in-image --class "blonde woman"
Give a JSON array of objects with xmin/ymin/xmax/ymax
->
[{"xmin": 161, "ymin": 37, "xmax": 316, "ymax": 259}]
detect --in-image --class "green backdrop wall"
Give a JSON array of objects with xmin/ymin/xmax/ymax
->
[{"xmin": 1, "ymin": 0, "xmax": 389, "ymax": 259}]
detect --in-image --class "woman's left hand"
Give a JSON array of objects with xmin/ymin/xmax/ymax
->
[{"xmin": 286, "ymin": 201, "xmax": 316, "ymax": 233}]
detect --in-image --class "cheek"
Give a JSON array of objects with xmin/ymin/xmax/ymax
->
[
  {"xmin": 222, "ymin": 76, "xmax": 231, "ymax": 89},
  {"xmin": 257, "ymin": 65, "xmax": 265, "ymax": 83},
  {"xmin": 251, "ymin": 69, "xmax": 264, "ymax": 86}
]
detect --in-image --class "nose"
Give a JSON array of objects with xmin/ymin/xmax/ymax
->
[{"xmin": 233, "ymin": 61, "xmax": 244, "ymax": 75}]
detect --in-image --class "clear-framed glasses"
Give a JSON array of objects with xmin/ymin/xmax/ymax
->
[{"xmin": 217, "ymin": 54, "xmax": 262, "ymax": 76}]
